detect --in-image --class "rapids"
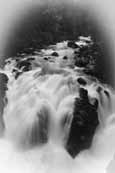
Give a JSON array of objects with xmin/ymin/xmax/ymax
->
[{"xmin": 0, "ymin": 39, "xmax": 115, "ymax": 173}]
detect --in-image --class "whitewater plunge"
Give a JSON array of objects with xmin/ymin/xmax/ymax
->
[{"xmin": 0, "ymin": 38, "xmax": 115, "ymax": 173}]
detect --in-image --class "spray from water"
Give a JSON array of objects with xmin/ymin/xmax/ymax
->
[{"xmin": 0, "ymin": 38, "xmax": 115, "ymax": 173}]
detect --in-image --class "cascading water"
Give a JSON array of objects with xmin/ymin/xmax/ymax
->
[{"xmin": 0, "ymin": 37, "xmax": 115, "ymax": 173}]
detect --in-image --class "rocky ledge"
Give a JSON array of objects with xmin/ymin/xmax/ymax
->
[{"xmin": 66, "ymin": 88, "xmax": 99, "ymax": 158}]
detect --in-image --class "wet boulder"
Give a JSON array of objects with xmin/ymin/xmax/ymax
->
[
  {"xmin": 66, "ymin": 88, "xmax": 99, "ymax": 158},
  {"xmin": 27, "ymin": 57, "xmax": 35, "ymax": 61},
  {"xmin": 74, "ymin": 56, "xmax": 90, "ymax": 67},
  {"xmin": 12, "ymin": 69, "xmax": 23, "ymax": 79},
  {"xmin": 44, "ymin": 57, "xmax": 49, "ymax": 61},
  {"xmin": 67, "ymin": 41, "xmax": 79, "ymax": 49},
  {"xmin": 15, "ymin": 71, "xmax": 23, "ymax": 79},
  {"xmin": 74, "ymin": 42, "xmax": 96, "ymax": 73},
  {"xmin": 63, "ymin": 56, "xmax": 68, "ymax": 60},
  {"xmin": 0, "ymin": 73, "xmax": 9, "ymax": 133},
  {"xmin": 16, "ymin": 60, "xmax": 32, "ymax": 72},
  {"xmin": 96, "ymin": 86, "xmax": 103, "ymax": 93},
  {"xmin": 51, "ymin": 52, "xmax": 59, "ymax": 57},
  {"xmin": 0, "ymin": 73, "xmax": 8, "ymax": 96},
  {"xmin": 104, "ymin": 90, "xmax": 110, "ymax": 98},
  {"xmin": 77, "ymin": 77, "xmax": 87, "ymax": 86}
]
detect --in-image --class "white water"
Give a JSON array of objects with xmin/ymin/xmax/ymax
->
[{"xmin": 0, "ymin": 40, "xmax": 115, "ymax": 173}]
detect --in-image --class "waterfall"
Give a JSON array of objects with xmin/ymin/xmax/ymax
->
[{"xmin": 0, "ymin": 39, "xmax": 115, "ymax": 173}]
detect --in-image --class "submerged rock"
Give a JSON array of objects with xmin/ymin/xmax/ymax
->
[{"xmin": 66, "ymin": 88, "xmax": 99, "ymax": 158}]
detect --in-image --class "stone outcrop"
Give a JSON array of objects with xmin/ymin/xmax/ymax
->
[
  {"xmin": 66, "ymin": 88, "xmax": 99, "ymax": 158},
  {"xmin": 0, "ymin": 73, "xmax": 8, "ymax": 134}
]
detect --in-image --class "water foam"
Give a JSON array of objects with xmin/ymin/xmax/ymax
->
[{"xmin": 0, "ymin": 40, "xmax": 115, "ymax": 173}]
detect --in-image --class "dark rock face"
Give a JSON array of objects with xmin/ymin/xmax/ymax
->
[
  {"xmin": 104, "ymin": 90, "xmax": 110, "ymax": 98},
  {"xmin": 75, "ymin": 56, "xmax": 90, "ymax": 67},
  {"xmin": 66, "ymin": 88, "xmax": 99, "ymax": 158},
  {"xmin": 51, "ymin": 52, "xmax": 59, "ymax": 57},
  {"xmin": 27, "ymin": 57, "xmax": 35, "ymax": 61},
  {"xmin": 15, "ymin": 71, "xmax": 23, "ymax": 79},
  {"xmin": 0, "ymin": 73, "xmax": 8, "ymax": 93},
  {"xmin": 67, "ymin": 41, "xmax": 79, "ymax": 49},
  {"xmin": 63, "ymin": 56, "xmax": 68, "ymax": 60},
  {"xmin": 12, "ymin": 59, "xmax": 32, "ymax": 79},
  {"xmin": 0, "ymin": 73, "xmax": 8, "ymax": 133},
  {"xmin": 12, "ymin": 69, "xmax": 23, "ymax": 79},
  {"xmin": 16, "ymin": 60, "xmax": 32, "ymax": 72},
  {"xmin": 96, "ymin": 86, "xmax": 103, "ymax": 93},
  {"xmin": 73, "ymin": 42, "xmax": 100, "ymax": 79},
  {"xmin": 77, "ymin": 77, "xmax": 87, "ymax": 86},
  {"xmin": 44, "ymin": 57, "xmax": 49, "ymax": 61}
]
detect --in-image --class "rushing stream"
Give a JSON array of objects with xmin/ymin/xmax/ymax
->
[{"xmin": 0, "ymin": 38, "xmax": 115, "ymax": 173}]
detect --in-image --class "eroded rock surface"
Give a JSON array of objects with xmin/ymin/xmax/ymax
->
[{"xmin": 66, "ymin": 88, "xmax": 99, "ymax": 158}]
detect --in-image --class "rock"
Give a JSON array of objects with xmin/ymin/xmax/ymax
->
[
  {"xmin": 16, "ymin": 60, "xmax": 32, "ymax": 72},
  {"xmin": 104, "ymin": 90, "xmax": 110, "ymax": 98},
  {"xmin": 12, "ymin": 69, "xmax": 23, "ymax": 79},
  {"xmin": 77, "ymin": 77, "xmax": 87, "ymax": 86},
  {"xmin": 89, "ymin": 98, "xmax": 98, "ymax": 109},
  {"xmin": 74, "ymin": 50, "xmax": 79, "ymax": 54},
  {"xmin": 12, "ymin": 69, "xmax": 17, "ymax": 73},
  {"xmin": 79, "ymin": 45, "xmax": 89, "ymax": 53},
  {"xmin": 27, "ymin": 57, "xmax": 35, "ymax": 61},
  {"xmin": 79, "ymin": 88, "xmax": 88, "ymax": 100},
  {"xmin": 0, "ymin": 73, "xmax": 9, "ymax": 134},
  {"xmin": 0, "ymin": 73, "xmax": 8, "ymax": 95},
  {"xmin": 96, "ymin": 86, "xmax": 103, "ymax": 93},
  {"xmin": 15, "ymin": 71, "xmax": 23, "ymax": 79},
  {"xmin": 63, "ymin": 56, "xmax": 68, "ymax": 60},
  {"xmin": 44, "ymin": 57, "xmax": 49, "ymax": 61},
  {"xmin": 74, "ymin": 56, "xmax": 89, "ymax": 67},
  {"xmin": 51, "ymin": 52, "xmax": 59, "ymax": 57},
  {"xmin": 73, "ymin": 42, "xmax": 96, "ymax": 74},
  {"xmin": 66, "ymin": 88, "xmax": 99, "ymax": 158},
  {"xmin": 67, "ymin": 41, "xmax": 79, "ymax": 49}
]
